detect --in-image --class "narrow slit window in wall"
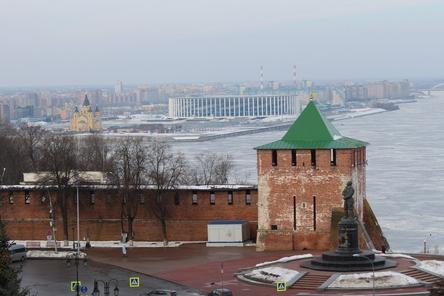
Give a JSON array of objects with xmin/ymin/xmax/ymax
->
[
  {"xmin": 24, "ymin": 191, "xmax": 31, "ymax": 204},
  {"xmin": 272, "ymin": 150, "xmax": 278, "ymax": 166},
  {"xmin": 291, "ymin": 150, "xmax": 297, "ymax": 166},
  {"xmin": 192, "ymin": 191, "xmax": 198, "ymax": 205},
  {"xmin": 313, "ymin": 196, "xmax": 317, "ymax": 231},
  {"xmin": 174, "ymin": 192, "xmax": 180, "ymax": 205},
  {"xmin": 245, "ymin": 190, "xmax": 252, "ymax": 205},
  {"xmin": 311, "ymin": 150, "xmax": 316, "ymax": 167},
  {"xmin": 90, "ymin": 191, "xmax": 95, "ymax": 204},
  {"xmin": 210, "ymin": 191, "xmax": 216, "ymax": 205},
  {"xmin": 330, "ymin": 149, "xmax": 337, "ymax": 166},
  {"xmin": 293, "ymin": 196, "xmax": 296, "ymax": 230},
  {"xmin": 227, "ymin": 191, "xmax": 233, "ymax": 205}
]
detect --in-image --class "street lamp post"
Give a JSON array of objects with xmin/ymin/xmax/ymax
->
[
  {"xmin": 66, "ymin": 253, "xmax": 87, "ymax": 296},
  {"xmin": 76, "ymin": 185, "xmax": 80, "ymax": 254},
  {"xmin": 72, "ymin": 226, "xmax": 75, "ymax": 251},
  {"xmin": 92, "ymin": 279, "xmax": 119, "ymax": 296},
  {"xmin": 353, "ymin": 254, "xmax": 375, "ymax": 296}
]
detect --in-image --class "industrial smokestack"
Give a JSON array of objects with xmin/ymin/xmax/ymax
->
[{"xmin": 260, "ymin": 65, "xmax": 264, "ymax": 90}]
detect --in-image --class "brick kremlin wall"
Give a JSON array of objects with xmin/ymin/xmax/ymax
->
[{"xmin": 0, "ymin": 186, "xmax": 258, "ymax": 242}]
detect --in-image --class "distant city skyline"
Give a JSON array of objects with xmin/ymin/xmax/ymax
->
[{"xmin": 1, "ymin": 0, "xmax": 443, "ymax": 87}]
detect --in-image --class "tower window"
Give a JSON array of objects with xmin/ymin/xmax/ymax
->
[
  {"xmin": 311, "ymin": 150, "xmax": 316, "ymax": 167},
  {"xmin": 272, "ymin": 150, "xmax": 277, "ymax": 166},
  {"xmin": 330, "ymin": 149, "xmax": 337, "ymax": 166},
  {"xmin": 271, "ymin": 225, "xmax": 278, "ymax": 230},
  {"xmin": 291, "ymin": 150, "xmax": 297, "ymax": 166}
]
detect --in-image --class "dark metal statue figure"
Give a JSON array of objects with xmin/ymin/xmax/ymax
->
[{"xmin": 342, "ymin": 181, "xmax": 355, "ymax": 218}]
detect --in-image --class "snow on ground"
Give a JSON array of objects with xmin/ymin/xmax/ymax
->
[
  {"xmin": 418, "ymin": 260, "xmax": 444, "ymax": 277},
  {"xmin": 328, "ymin": 271, "xmax": 420, "ymax": 289},
  {"xmin": 12, "ymin": 240, "xmax": 193, "ymax": 249},
  {"xmin": 27, "ymin": 250, "xmax": 87, "ymax": 259},
  {"xmin": 380, "ymin": 253, "xmax": 416, "ymax": 260},
  {"xmin": 255, "ymin": 254, "xmax": 313, "ymax": 267},
  {"xmin": 243, "ymin": 267, "xmax": 300, "ymax": 285},
  {"xmin": 92, "ymin": 241, "xmax": 184, "ymax": 248}
]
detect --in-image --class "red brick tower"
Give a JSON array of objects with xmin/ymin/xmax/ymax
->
[{"xmin": 256, "ymin": 100, "xmax": 368, "ymax": 251}]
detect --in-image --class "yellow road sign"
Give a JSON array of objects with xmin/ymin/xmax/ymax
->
[
  {"xmin": 276, "ymin": 280, "xmax": 287, "ymax": 292},
  {"xmin": 129, "ymin": 276, "xmax": 140, "ymax": 288},
  {"xmin": 70, "ymin": 281, "xmax": 81, "ymax": 292}
]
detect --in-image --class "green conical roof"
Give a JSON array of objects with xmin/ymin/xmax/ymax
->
[{"xmin": 256, "ymin": 101, "xmax": 368, "ymax": 150}]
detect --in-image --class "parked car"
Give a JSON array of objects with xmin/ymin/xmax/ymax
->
[
  {"xmin": 208, "ymin": 288, "xmax": 233, "ymax": 296},
  {"xmin": 146, "ymin": 289, "xmax": 177, "ymax": 296},
  {"xmin": 9, "ymin": 243, "xmax": 27, "ymax": 262}
]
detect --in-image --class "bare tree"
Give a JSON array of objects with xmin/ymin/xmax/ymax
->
[
  {"xmin": 77, "ymin": 135, "xmax": 112, "ymax": 172},
  {"xmin": 189, "ymin": 152, "xmax": 234, "ymax": 185},
  {"xmin": 39, "ymin": 134, "xmax": 78, "ymax": 244},
  {"xmin": 17, "ymin": 124, "xmax": 46, "ymax": 171},
  {"xmin": 112, "ymin": 137, "xmax": 146, "ymax": 242},
  {"xmin": 146, "ymin": 139, "xmax": 187, "ymax": 244},
  {"xmin": 0, "ymin": 125, "xmax": 29, "ymax": 184}
]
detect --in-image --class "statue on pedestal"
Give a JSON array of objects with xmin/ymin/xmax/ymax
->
[
  {"xmin": 302, "ymin": 180, "xmax": 395, "ymax": 271},
  {"xmin": 342, "ymin": 181, "xmax": 355, "ymax": 218}
]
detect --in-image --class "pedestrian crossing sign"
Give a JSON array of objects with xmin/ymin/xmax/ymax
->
[
  {"xmin": 70, "ymin": 281, "xmax": 81, "ymax": 292},
  {"xmin": 129, "ymin": 276, "xmax": 140, "ymax": 288},
  {"xmin": 276, "ymin": 280, "xmax": 287, "ymax": 292}
]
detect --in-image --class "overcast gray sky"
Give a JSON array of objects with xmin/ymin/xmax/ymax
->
[{"xmin": 0, "ymin": 0, "xmax": 443, "ymax": 86}]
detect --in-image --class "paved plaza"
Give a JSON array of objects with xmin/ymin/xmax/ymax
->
[{"xmin": 86, "ymin": 244, "xmax": 443, "ymax": 295}]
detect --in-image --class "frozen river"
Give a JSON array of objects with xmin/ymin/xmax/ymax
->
[{"xmin": 171, "ymin": 91, "xmax": 444, "ymax": 252}]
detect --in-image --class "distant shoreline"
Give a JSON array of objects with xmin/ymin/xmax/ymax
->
[{"xmin": 171, "ymin": 108, "xmax": 392, "ymax": 142}]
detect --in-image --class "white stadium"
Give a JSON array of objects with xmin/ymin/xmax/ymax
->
[{"xmin": 168, "ymin": 94, "xmax": 299, "ymax": 118}]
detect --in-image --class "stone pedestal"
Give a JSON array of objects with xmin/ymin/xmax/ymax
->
[{"xmin": 336, "ymin": 217, "xmax": 360, "ymax": 254}]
